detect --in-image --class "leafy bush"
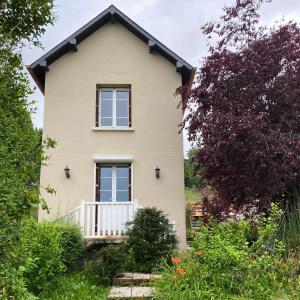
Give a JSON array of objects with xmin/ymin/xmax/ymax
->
[
  {"xmin": 0, "ymin": 261, "xmax": 35, "ymax": 300},
  {"xmin": 53, "ymin": 222, "xmax": 83, "ymax": 269},
  {"xmin": 88, "ymin": 244, "xmax": 127, "ymax": 284},
  {"xmin": 126, "ymin": 207, "xmax": 177, "ymax": 272},
  {"xmin": 18, "ymin": 220, "xmax": 83, "ymax": 294},
  {"xmin": 19, "ymin": 220, "xmax": 66, "ymax": 294},
  {"xmin": 154, "ymin": 205, "xmax": 300, "ymax": 299},
  {"xmin": 39, "ymin": 269, "xmax": 109, "ymax": 300}
]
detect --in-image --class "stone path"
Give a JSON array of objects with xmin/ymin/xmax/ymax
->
[
  {"xmin": 108, "ymin": 286, "xmax": 154, "ymax": 299},
  {"xmin": 108, "ymin": 272, "xmax": 161, "ymax": 299}
]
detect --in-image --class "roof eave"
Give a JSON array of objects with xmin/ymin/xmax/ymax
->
[
  {"xmin": 26, "ymin": 65, "xmax": 45, "ymax": 94},
  {"xmin": 28, "ymin": 5, "xmax": 194, "ymax": 93}
]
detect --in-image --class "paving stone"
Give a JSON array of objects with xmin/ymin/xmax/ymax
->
[
  {"xmin": 108, "ymin": 286, "xmax": 154, "ymax": 299},
  {"xmin": 113, "ymin": 273, "xmax": 161, "ymax": 286}
]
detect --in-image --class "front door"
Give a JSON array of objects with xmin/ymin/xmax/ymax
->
[{"xmin": 95, "ymin": 164, "xmax": 131, "ymax": 233}]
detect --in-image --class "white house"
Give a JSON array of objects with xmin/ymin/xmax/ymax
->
[{"xmin": 28, "ymin": 5, "xmax": 195, "ymax": 248}]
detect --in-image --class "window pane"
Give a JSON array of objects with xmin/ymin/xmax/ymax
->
[
  {"xmin": 116, "ymin": 117, "xmax": 128, "ymax": 126},
  {"xmin": 116, "ymin": 167, "xmax": 129, "ymax": 177},
  {"xmin": 101, "ymin": 100, "xmax": 112, "ymax": 117},
  {"xmin": 100, "ymin": 191, "xmax": 112, "ymax": 202},
  {"xmin": 116, "ymin": 191, "xmax": 129, "ymax": 202},
  {"xmin": 116, "ymin": 178, "xmax": 128, "ymax": 191},
  {"xmin": 101, "ymin": 117, "xmax": 112, "ymax": 126},
  {"xmin": 100, "ymin": 178, "xmax": 112, "ymax": 190},
  {"xmin": 116, "ymin": 100, "xmax": 128, "ymax": 118},
  {"xmin": 101, "ymin": 90, "xmax": 113, "ymax": 100},
  {"xmin": 116, "ymin": 91, "xmax": 129, "ymax": 100},
  {"xmin": 100, "ymin": 167, "xmax": 112, "ymax": 177}
]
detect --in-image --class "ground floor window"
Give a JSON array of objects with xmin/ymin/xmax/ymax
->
[{"xmin": 95, "ymin": 164, "xmax": 131, "ymax": 202}]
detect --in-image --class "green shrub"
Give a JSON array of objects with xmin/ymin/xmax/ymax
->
[
  {"xmin": 126, "ymin": 207, "xmax": 177, "ymax": 272},
  {"xmin": 0, "ymin": 261, "xmax": 36, "ymax": 300},
  {"xmin": 53, "ymin": 222, "xmax": 83, "ymax": 269},
  {"xmin": 154, "ymin": 204, "xmax": 300, "ymax": 299},
  {"xmin": 88, "ymin": 244, "xmax": 127, "ymax": 284},
  {"xmin": 19, "ymin": 220, "xmax": 83, "ymax": 294},
  {"xmin": 19, "ymin": 220, "xmax": 66, "ymax": 294}
]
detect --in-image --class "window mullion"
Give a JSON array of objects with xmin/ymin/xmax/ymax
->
[
  {"xmin": 113, "ymin": 90, "xmax": 116, "ymax": 127},
  {"xmin": 99, "ymin": 92, "xmax": 102, "ymax": 127},
  {"xmin": 112, "ymin": 167, "xmax": 116, "ymax": 202}
]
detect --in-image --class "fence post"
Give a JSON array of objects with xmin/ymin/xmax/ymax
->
[{"xmin": 80, "ymin": 200, "xmax": 86, "ymax": 236}]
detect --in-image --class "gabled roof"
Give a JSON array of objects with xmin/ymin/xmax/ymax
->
[{"xmin": 27, "ymin": 5, "xmax": 195, "ymax": 94}]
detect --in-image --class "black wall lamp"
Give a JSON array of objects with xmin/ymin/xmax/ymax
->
[
  {"xmin": 64, "ymin": 166, "xmax": 71, "ymax": 178},
  {"xmin": 155, "ymin": 166, "xmax": 160, "ymax": 179}
]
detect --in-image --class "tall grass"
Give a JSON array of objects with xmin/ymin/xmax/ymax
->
[
  {"xmin": 278, "ymin": 200, "xmax": 300, "ymax": 254},
  {"xmin": 39, "ymin": 270, "xmax": 109, "ymax": 300}
]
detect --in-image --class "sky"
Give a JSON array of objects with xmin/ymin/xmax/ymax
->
[{"xmin": 22, "ymin": 0, "xmax": 300, "ymax": 155}]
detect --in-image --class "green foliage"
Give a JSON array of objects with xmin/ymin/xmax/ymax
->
[
  {"xmin": 88, "ymin": 244, "xmax": 127, "ymax": 285},
  {"xmin": 19, "ymin": 220, "xmax": 66, "ymax": 294},
  {"xmin": 126, "ymin": 207, "xmax": 177, "ymax": 272},
  {"xmin": 154, "ymin": 204, "xmax": 300, "ymax": 299},
  {"xmin": 185, "ymin": 187, "xmax": 200, "ymax": 202},
  {"xmin": 0, "ymin": 261, "xmax": 34, "ymax": 299},
  {"xmin": 12, "ymin": 220, "xmax": 83, "ymax": 295},
  {"xmin": 0, "ymin": 0, "xmax": 54, "ymax": 47},
  {"xmin": 184, "ymin": 149, "xmax": 206, "ymax": 189},
  {"xmin": 0, "ymin": 0, "xmax": 54, "ymax": 297},
  {"xmin": 53, "ymin": 222, "xmax": 83, "ymax": 270},
  {"xmin": 278, "ymin": 201, "xmax": 300, "ymax": 254},
  {"xmin": 39, "ymin": 270, "xmax": 109, "ymax": 300},
  {"xmin": 185, "ymin": 203, "xmax": 192, "ymax": 231}
]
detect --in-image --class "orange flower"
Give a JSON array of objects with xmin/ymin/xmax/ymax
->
[
  {"xmin": 171, "ymin": 257, "xmax": 180, "ymax": 264},
  {"xmin": 176, "ymin": 266, "xmax": 186, "ymax": 276},
  {"xmin": 196, "ymin": 250, "xmax": 204, "ymax": 257}
]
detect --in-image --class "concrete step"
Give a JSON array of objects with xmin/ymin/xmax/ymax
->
[
  {"xmin": 108, "ymin": 286, "xmax": 154, "ymax": 299},
  {"xmin": 113, "ymin": 273, "xmax": 161, "ymax": 287}
]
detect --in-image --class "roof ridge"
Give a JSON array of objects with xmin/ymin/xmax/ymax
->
[{"xmin": 28, "ymin": 4, "xmax": 195, "ymax": 93}]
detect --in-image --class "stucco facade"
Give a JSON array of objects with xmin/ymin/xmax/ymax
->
[{"xmin": 38, "ymin": 20, "xmax": 188, "ymax": 248}]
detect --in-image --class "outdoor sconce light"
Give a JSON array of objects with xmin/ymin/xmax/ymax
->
[
  {"xmin": 64, "ymin": 166, "xmax": 70, "ymax": 178},
  {"xmin": 155, "ymin": 166, "xmax": 160, "ymax": 179}
]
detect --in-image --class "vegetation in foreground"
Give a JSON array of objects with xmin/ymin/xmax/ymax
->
[
  {"xmin": 154, "ymin": 205, "xmax": 300, "ymax": 300},
  {"xmin": 1, "ymin": 0, "xmax": 300, "ymax": 299},
  {"xmin": 0, "ymin": 207, "xmax": 176, "ymax": 298},
  {"xmin": 39, "ymin": 270, "xmax": 109, "ymax": 300}
]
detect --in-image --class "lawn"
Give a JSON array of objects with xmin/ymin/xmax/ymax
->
[{"xmin": 185, "ymin": 187, "xmax": 200, "ymax": 203}]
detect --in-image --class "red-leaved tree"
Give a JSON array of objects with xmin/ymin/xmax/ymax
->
[{"xmin": 181, "ymin": 0, "xmax": 300, "ymax": 216}]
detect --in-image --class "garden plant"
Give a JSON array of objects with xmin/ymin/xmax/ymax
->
[{"xmin": 154, "ymin": 205, "xmax": 300, "ymax": 299}]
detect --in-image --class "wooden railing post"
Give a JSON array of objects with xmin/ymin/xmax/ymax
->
[{"xmin": 80, "ymin": 200, "xmax": 86, "ymax": 236}]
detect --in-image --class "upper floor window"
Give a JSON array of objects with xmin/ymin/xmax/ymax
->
[{"xmin": 96, "ymin": 85, "xmax": 131, "ymax": 128}]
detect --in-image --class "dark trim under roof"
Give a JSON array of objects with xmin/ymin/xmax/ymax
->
[{"xmin": 27, "ymin": 5, "xmax": 195, "ymax": 94}]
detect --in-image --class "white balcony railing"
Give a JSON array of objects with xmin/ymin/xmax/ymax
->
[{"xmin": 61, "ymin": 200, "xmax": 140, "ymax": 239}]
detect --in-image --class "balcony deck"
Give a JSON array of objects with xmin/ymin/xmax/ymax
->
[{"xmin": 62, "ymin": 200, "xmax": 139, "ymax": 240}]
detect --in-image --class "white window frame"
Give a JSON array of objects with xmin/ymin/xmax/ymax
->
[
  {"xmin": 96, "ymin": 164, "xmax": 132, "ymax": 203},
  {"xmin": 99, "ymin": 88, "xmax": 129, "ymax": 128}
]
